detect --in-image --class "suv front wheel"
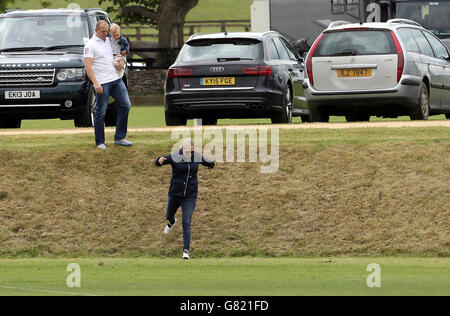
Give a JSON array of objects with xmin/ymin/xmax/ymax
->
[
  {"xmin": 75, "ymin": 84, "xmax": 96, "ymax": 127},
  {"xmin": 0, "ymin": 118, "xmax": 21, "ymax": 129}
]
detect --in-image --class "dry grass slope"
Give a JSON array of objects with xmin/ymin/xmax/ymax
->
[{"xmin": 0, "ymin": 129, "xmax": 449, "ymax": 258}]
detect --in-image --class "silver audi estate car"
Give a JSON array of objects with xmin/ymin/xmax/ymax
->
[{"xmin": 303, "ymin": 19, "xmax": 450, "ymax": 122}]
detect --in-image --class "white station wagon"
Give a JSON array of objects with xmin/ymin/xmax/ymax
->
[{"xmin": 303, "ymin": 19, "xmax": 450, "ymax": 122}]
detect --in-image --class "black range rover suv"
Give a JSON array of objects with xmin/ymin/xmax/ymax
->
[
  {"xmin": 0, "ymin": 8, "xmax": 122, "ymax": 128},
  {"xmin": 164, "ymin": 31, "xmax": 307, "ymax": 125}
]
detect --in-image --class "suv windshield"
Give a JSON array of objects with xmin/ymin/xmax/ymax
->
[
  {"xmin": 314, "ymin": 30, "xmax": 396, "ymax": 57},
  {"xmin": 179, "ymin": 38, "xmax": 262, "ymax": 63},
  {"xmin": 0, "ymin": 15, "xmax": 90, "ymax": 51},
  {"xmin": 395, "ymin": 1, "xmax": 450, "ymax": 38}
]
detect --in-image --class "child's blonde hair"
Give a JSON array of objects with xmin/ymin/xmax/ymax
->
[{"xmin": 110, "ymin": 23, "xmax": 121, "ymax": 34}]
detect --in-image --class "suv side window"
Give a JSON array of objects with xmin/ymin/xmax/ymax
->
[
  {"xmin": 273, "ymin": 37, "xmax": 290, "ymax": 60},
  {"xmin": 90, "ymin": 15, "xmax": 110, "ymax": 27},
  {"xmin": 89, "ymin": 16, "xmax": 97, "ymax": 30},
  {"xmin": 398, "ymin": 28, "xmax": 421, "ymax": 53},
  {"xmin": 410, "ymin": 29, "xmax": 435, "ymax": 57},
  {"xmin": 97, "ymin": 15, "xmax": 109, "ymax": 23},
  {"xmin": 269, "ymin": 39, "xmax": 280, "ymax": 60},
  {"xmin": 422, "ymin": 31, "xmax": 450, "ymax": 60}
]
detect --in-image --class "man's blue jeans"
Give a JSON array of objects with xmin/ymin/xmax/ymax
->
[
  {"xmin": 94, "ymin": 79, "xmax": 131, "ymax": 146},
  {"xmin": 165, "ymin": 196, "xmax": 197, "ymax": 252}
]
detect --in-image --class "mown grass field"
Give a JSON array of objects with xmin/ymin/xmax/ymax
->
[
  {"xmin": 0, "ymin": 257, "xmax": 448, "ymax": 296},
  {"xmin": 17, "ymin": 105, "xmax": 450, "ymax": 130}
]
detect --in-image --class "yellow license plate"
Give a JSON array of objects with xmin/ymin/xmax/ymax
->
[
  {"xmin": 201, "ymin": 77, "xmax": 235, "ymax": 86},
  {"xmin": 337, "ymin": 69, "xmax": 372, "ymax": 78}
]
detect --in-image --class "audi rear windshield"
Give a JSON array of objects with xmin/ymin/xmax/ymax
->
[
  {"xmin": 314, "ymin": 30, "xmax": 397, "ymax": 57},
  {"xmin": 179, "ymin": 38, "xmax": 263, "ymax": 62}
]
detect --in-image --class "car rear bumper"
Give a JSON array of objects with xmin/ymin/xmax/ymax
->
[
  {"xmin": 303, "ymin": 76, "xmax": 421, "ymax": 116},
  {"xmin": 165, "ymin": 88, "xmax": 284, "ymax": 119},
  {"xmin": 0, "ymin": 82, "xmax": 88, "ymax": 119}
]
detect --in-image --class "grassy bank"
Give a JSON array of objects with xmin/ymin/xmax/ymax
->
[
  {"xmin": 0, "ymin": 257, "xmax": 449, "ymax": 296},
  {"xmin": 0, "ymin": 127, "xmax": 448, "ymax": 258}
]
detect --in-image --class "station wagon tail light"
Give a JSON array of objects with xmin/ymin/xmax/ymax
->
[
  {"xmin": 390, "ymin": 31, "xmax": 404, "ymax": 83},
  {"xmin": 168, "ymin": 67, "xmax": 193, "ymax": 78},
  {"xmin": 306, "ymin": 33, "xmax": 324, "ymax": 87},
  {"xmin": 241, "ymin": 66, "xmax": 272, "ymax": 76}
]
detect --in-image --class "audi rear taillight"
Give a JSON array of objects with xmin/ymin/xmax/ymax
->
[
  {"xmin": 241, "ymin": 66, "xmax": 272, "ymax": 76},
  {"xmin": 306, "ymin": 33, "xmax": 324, "ymax": 87},
  {"xmin": 390, "ymin": 31, "xmax": 404, "ymax": 83},
  {"xmin": 168, "ymin": 67, "xmax": 193, "ymax": 78}
]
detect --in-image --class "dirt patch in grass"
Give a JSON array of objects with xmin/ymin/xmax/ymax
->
[
  {"xmin": 0, "ymin": 192, "xmax": 7, "ymax": 201},
  {"xmin": 0, "ymin": 129, "xmax": 449, "ymax": 257}
]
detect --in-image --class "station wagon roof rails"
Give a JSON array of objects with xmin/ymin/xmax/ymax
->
[
  {"xmin": 85, "ymin": 8, "xmax": 106, "ymax": 12},
  {"xmin": 187, "ymin": 33, "xmax": 203, "ymax": 41},
  {"xmin": 2, "ymin": 9, "xmax": 25, "ymax": 13},
  {"xmin": 263, "ymin": 30, "xmax": 295, "ymax": 41},
  {"xmin": 327, "ymin": 21, "xmax": 352, "ymax": 29},
  {"xmin": 57, "ymin": 8, "xmax": 82, "ymax": 11},
  {"xmin": 387, "ymin": 19, "xmax": 423, "ymax": 28},
  {"xmin": 262, "ymin": 31, "xmax": 280, "ymax": 36}
]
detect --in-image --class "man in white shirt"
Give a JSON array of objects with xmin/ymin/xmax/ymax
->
[{"xmin": 84, "ymin": 20, "xmax": 132, "ymax": 150}]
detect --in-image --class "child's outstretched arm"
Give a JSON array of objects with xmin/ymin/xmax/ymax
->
[
  {"xmin": 154, "ymin": 154, "xmax": 172, "ymax": 167},
  {"xmin": 201, "ymin": 155, "xmax": 215, "ymax": 169}
]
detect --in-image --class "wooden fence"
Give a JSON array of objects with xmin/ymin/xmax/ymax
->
[
  {"xmin": 122, "ymin": 19, "xmax": 251, "ymax": 41},
  {"xmin": 127, "ymin": 47, "xmax": 180, "ymax": 70}
]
